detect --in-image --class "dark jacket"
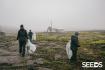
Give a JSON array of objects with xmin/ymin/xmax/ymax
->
[
  {"xmin": 28, "ymin": 32, "xmax": 33, "ymax": 38},
  {"xmin": 17, "ymin": 29, "xmax": 28, "ymax": 41},
  {"xmin": 71, "ymin": 35, "xmax": 79, "ymax": 48}
]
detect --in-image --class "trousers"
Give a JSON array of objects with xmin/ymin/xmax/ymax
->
[
  {"xmin": 19, "ymin": 40, "xmax": 26, "ymax": 57},
  {"xmin": 70, "ymin": 47, "xmax": 78, "ymax": 62}
]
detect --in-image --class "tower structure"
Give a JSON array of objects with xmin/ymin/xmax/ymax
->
[{"xmin": 50, "ymin": 18, "xmax": 53, "ymax": 32}]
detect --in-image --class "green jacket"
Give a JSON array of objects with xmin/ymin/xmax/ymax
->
[
  {"xmin": 71, "ymin": 35, "xmax": 79, "ymax": 48},
  {"xmin": 17, "ymin": 29, "xmax": 28, "ymax": 41}
]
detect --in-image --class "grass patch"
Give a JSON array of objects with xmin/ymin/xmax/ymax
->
[{"xmin": 92, "ymin": 40, "xmax": 105, "ymax": 44}]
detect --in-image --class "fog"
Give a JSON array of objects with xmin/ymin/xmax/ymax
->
[{"xmin": 0, "ymin": 0, "xmax": 105, "ymax": 32}]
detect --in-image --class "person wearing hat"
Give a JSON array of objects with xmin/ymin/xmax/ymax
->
[
  {"xmin": 70, "ymin": 32, "xmax": 80, "ymax": 63},
  {"xmin": 17, "ymin": 25, "xmax": 28, "ymax": 57}
]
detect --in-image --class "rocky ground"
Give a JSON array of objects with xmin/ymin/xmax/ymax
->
[{"xmin": 0, "ymin": 32, "xmax": 105, "ymax": 70}]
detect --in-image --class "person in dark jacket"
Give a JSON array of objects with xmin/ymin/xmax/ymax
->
[
  {"xmin": 28, "ymin": 30, "xmax": 33, "ymax": 42},
  {"xmin": 17, "ymin": 25, "xmax": 28, "ymax": 57},
  {"xmin": 70, "ymin": 32, "xmax": 80, "ymax": 62}
]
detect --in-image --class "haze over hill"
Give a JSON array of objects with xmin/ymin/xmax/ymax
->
[
  {"xmin": 0, "ymin": 0, "xmax": 105, "ymax": 32},
  {"xmin": 1, "ymin": 25, "xmax": 105, "ymax": 34}
]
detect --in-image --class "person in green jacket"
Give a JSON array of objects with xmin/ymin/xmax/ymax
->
[
  {"xmin": 70, "ymin": 32, "xmax": 80, "ymax": 63},
  {"xmin": 17, "ymin": 25, "xmax": 28, "ymax": 57},
  {"xmin": 28, "ymin": 30, "xmax": 33, "ymax": 42}
]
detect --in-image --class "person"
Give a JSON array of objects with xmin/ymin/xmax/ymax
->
[
  {"xmin": 28, "ymin": 30, "xmax": 33, "ymax": 42},
  {"xmin": 70, "ymin": 32, "xmax": 80, "ymax": 63},
  {"xmin": 17, "ymin": 25, "xmax": 28, "ymax": 57}
]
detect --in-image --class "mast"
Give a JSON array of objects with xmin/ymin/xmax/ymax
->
[{"xmin": 50, "ymin": 18, "xmax": 52, "ymax": 32}]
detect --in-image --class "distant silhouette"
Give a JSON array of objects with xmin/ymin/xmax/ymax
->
[
  {"xmin": 28, "ymin": 30, "xmax": 33, "ymax": 42},
  {"xmin": 17, "ymin": 25, "xmax": 28, "ymax": 57},
  {"xmin": 70, "ymin": 32, "xmax": 80, "ymax": 63}
]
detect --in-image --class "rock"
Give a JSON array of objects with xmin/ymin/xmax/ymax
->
[
  {"xmin": 54, "ymin": 54, "xmax": 62, "ymax": 60},
  {"xmin": 34, "ymin": 58, "xmax": 44, "ymax": 64},
  {"xmin": 0, "ymin": 56, "xmax": 22, "ymax": 64},
  {"xmin": 0, "ymin": 49, "xmax": 18, "ymax": 56},
  {"xmin": 8, "ymin": 46, "xmax": 18, "ymax": 52},
  {"xmin": 27, "ymin": 60, "xmax": 34, "ymax": 65},
  {"xmin": 0, "ymin": 44, "xmax": 5, "ymax": 47}
]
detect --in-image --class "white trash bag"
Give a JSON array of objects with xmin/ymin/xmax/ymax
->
[
  {"xmin": 26, "ymin": 39, "xmax": 36, "ymax": 54},
  {"xmin": 66, "ymin": 41, "xmax": 73, "ymax": 59},
  {"xmin": 32, "ymin": 33, "xmax": 36, "ymax": 41}
]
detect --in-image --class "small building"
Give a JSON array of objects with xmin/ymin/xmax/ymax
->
[{"xmin": 47, "ymin": 27, "xmax": 64, "ymax": 33}]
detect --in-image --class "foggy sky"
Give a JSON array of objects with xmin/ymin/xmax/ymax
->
[{"xmin": 0, "ymin": 0, "xmax": 105, "ymax": 32}]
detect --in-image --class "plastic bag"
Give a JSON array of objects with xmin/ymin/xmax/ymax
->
[
  {"xmin": 26, "ymin": 39, "xmax": 36, "ymax": 54},
  {"xmin": 32, "ymin": 33, "xmax": 36, "ymax": 41},
  {"xmin": 66, "ymin": 41, "xmax": 72, "ymax": 59}
]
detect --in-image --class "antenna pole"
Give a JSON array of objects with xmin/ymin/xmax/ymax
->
[{"xmin": 50, "ymin": 18, "xmax": 52, "ymax": 32}]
